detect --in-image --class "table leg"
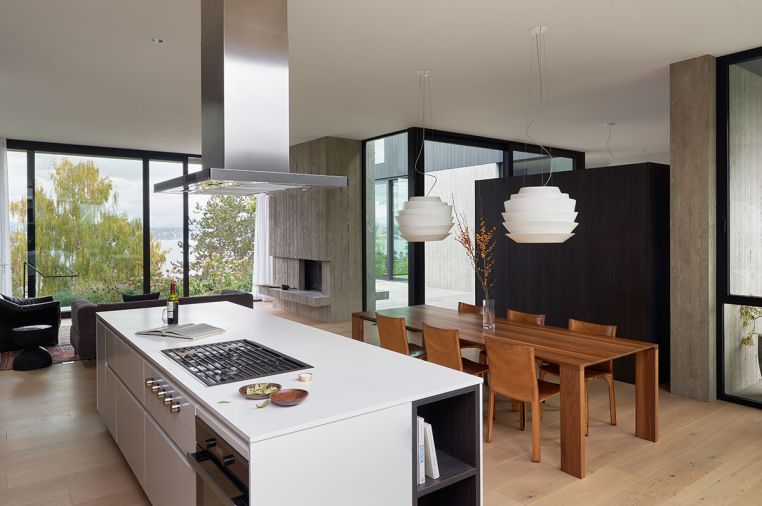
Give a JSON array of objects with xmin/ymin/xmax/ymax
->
[
  {"xmin": 352, "ymin": 315, "xmax": 365, "ymax": 341},
  {"xmin": 560, "ymin": 364, "xmax": 586, "ymax": 479},
  {"xmin": 635, "ymin": 347, "xmax": 659, "ymax": 442}
]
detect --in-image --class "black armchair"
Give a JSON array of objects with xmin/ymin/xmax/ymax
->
[{"xmin": 0, "ymin": 294, "xmax": 61, "ymax": 351}]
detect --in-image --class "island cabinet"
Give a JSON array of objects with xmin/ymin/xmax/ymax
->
[
  {"xmin": 96, "ymin": 301, "xmax": 483, "ymax": 506},
  {"xmin": 96, "ymin": 321, "xmax": 196, "ymax": 506}
]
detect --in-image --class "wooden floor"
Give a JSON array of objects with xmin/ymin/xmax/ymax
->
[{"xmin": 2, "ymin": 303, "xmax": 762, "ymax": 505}]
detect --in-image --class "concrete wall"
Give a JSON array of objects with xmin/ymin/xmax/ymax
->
[
  {"xmin": 268, "ymin": 137, "xmax": 362, "ymax": 322},
  {"xmin": 669, "ymin": 55, "xmax": 717, "ymax": 401},
  {"xmin": 424, "ymin": 163, "xmax": 500, "ymax": 295}
]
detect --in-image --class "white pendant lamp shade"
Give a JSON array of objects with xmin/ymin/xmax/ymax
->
[
  {"xmin": 502, "ymin": 186, "xmax": 578, "ymax": 243},
  {"xmin": 395, "ymin": 196, "xmax": 454, "ymax": 242}
]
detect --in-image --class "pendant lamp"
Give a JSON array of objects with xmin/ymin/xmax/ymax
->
[
  {"xmin": 503, "ymin": 26, "xmax": 578, "ymax": 244},
  {"xmin": 395, "ymin": 70, "xmax": 454, "ymax": 242}
]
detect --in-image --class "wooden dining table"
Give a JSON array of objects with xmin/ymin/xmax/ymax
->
[{"xmin": 352, "ymin": 305, "xmax": 659, "ymax": 479}]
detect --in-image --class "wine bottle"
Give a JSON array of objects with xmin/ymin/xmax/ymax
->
[{"xmin": 167, "ymin": 279, "xmax": 180, "ymax": 325}]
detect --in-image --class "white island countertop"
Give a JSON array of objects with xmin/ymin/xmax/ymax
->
[{"xmin": 97, "ymin": 301, "xmax": 481, "ymax": 446}]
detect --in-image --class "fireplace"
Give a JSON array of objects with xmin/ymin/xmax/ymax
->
[{"xmin": 303, "ymin": 260, "xmax": 322, "ymax": 292}]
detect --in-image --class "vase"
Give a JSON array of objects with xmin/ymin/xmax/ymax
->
[{"xmin": 482, "ymin": 299, "xmax": 495, "ymax": 330}]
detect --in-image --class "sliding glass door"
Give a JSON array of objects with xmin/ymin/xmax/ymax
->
[
  {"xmin": 718, "ymin": 49, "xmax": 762, "ymax": 407},
  {"xmin": 7, "ymin": 150, "xmax": 28, "ymax": 298}
]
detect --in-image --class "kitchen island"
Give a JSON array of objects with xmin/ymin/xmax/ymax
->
[{"xmin": 96, "ymin": 301, "xmax": 482, "ymax": 506}]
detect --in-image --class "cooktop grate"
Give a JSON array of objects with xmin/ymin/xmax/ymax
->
[{"xmin": 162, "ymin": 340, "xmax": 312, "ymax": 386}]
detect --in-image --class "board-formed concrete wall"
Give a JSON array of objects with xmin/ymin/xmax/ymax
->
[{"xmin": 669, "ymin": 55, "xmax": 717, "ymax": 401}]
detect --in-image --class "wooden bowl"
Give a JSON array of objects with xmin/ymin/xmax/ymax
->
[
  {"xmin": 238, "ymin": 383, "xmax": 281, "ymax": 400},
  {"xmin": 271, "ymin": 388, "xmax": 309, "ymax": 407}
]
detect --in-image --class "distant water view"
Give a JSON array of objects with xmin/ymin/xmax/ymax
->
[{"xmin": 152, "ymin": 227, "xmax": 185, "ymax": 275}]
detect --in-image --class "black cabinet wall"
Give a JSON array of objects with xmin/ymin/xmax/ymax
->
[{"xmin": 475, "ymin": 163, "xmax": 670, "ymax": 384}]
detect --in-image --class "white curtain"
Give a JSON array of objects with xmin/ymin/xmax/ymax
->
[
  {"xmin": 0, "ymin": 138, "xmax": 11, "ymax": 295},
  {"xmin": 252, "ymin": 194, "xmax": 273, "ymax": 301}
]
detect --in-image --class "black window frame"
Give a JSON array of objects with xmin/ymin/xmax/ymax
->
[
  {"xmin": 361, "ymin": 127, "xmax": 585, "ymax": 311},
  {"xmin": 6, "ymin": 139, "xmax": 200, "ymax": 308},
  {"xmin": 716, "ymin": 46, "xmax": 762, "ymax": 409}
]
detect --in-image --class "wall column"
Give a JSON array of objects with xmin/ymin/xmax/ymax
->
[{"xmin": 669, "ymin": 55, "xmax": 717, "ymax": 401}]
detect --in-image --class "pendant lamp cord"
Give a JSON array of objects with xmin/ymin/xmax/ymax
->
[
  {"xmin": 413, "ymin": 70, "xmax": 438, "ymax": 196},
  {"xmin": 524, "ymin": 27, "xmax": 554, "ymax": 186},
  {"xmin": 606, "ymin": 122, "xmax": 616, "ymax": 165}
]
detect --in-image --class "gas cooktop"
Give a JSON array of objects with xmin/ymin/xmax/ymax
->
[{"xmin": 162, "ymin": 340, "xmax": 312, "ymax": 386}]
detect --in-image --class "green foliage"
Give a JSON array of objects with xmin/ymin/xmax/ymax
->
[
  {"xmin": 740, "ymin": 305, "xmax": 762, "ymax": 346},
  {"xmin": 175, "ymin": 195, "xmax": 256, "ymax": 295},
  {"xmin": 9, "ymin": 158, "xmax": 165, "ymax": 305}
]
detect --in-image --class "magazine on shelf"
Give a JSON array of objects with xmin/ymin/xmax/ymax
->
[
  {"xmin": 424, "ymin": 422, "xmax": 440, "ymax": 480},
  {"xmin": 417, "ymin": 416, "xmax": 426, "ymax": 485},
  {"xmin": 136, "ymin": 323, "xmax": 224, "ymax": 340}
]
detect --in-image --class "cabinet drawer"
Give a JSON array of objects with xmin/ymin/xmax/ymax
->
[
  {"xmin": 115, "ymin": 378, "xmax": 145, "ymax": 487},
  {"xmin": 145, "ymin": 416, "xmax": 196, "ymax": 506},
  {"xmin": 112, "ymin": 334, "xmax": 145, "ymax": 403},
  {"xmin": 144, "ymin": 363, "xmax": 196, "ymax": 454}
]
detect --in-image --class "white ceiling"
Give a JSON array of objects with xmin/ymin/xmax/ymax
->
[{"xmin": 1, "ymin": 0, "xmax": 762, "ymax": 167}]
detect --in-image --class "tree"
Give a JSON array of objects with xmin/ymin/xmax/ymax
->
[
  {"xmin": 9, "ymin": 158, "xmax": 167, "ymax": 305},
  {"xmin": 176, "ymin": 195, "xmax": 256, "ymax": 295}
]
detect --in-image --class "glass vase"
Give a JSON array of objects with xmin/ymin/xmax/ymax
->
[{"xmin": 482, "ymin": 299, "xmax": 495, "ymax": 330}]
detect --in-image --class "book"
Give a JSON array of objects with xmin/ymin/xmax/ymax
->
[
  {"xmin": 417, "ymin": 416, "xmax": 425, "ymax": 485},
  {"xmin": 136, "ymin": 323, "xmax": 224, "ymax": 340},
  {"xmin": 424, "ymin": 422, "xmax": 440, "ymax": 480}
]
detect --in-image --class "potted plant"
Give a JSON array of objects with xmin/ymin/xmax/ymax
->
[
  {"xmin": 740, "ymin": 305, "xmax": 762, "ymax": 373},
  {"xmin": 454, "ymin": 212, "xmax": 497, "ymax": 329}
]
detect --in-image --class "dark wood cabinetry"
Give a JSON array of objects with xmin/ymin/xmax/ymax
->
[{"xmin": 475, "ymin": 163, "xmax": 670, "ymax": 383}]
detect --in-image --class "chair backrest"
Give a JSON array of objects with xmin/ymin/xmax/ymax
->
[
  {"xmin": 568, "ymin": 318, "xmax": 617, "ymax": 337},
  {"xmin": 422, "ymin": 322, "xmax": 463, "ymax": 371},
  {"xmin": 376, "ymin": 314, "xmax": 410, "ymax": 356},
  {"xmin": 569, "ymin": 318, "xmax": 617, "ymax": 373},
  {"xmin": 457, "ymin": 302, "xmax": 482, "ymax": 314},
  {"xmin": 484, "ymin": 337, "xmax": 538, "ymax": 403},
  {"xmin": 507, "ymin": 309, "xmax": 546, "ymax": 326}
]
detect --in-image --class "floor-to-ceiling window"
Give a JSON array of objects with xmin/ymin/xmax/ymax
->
[
  {"xmin": 7, "ymin": 150, "xmax": 27, "ymax": 298},
  {"xmin": 149, "ymin": 160, "xmax": 185, "ymax": 297},
  {"xmin": 718, "ymin": 48, "xmax": 762, "ymax": 407},
  {"xmin": 423, "ymin": 140, "xmax": 502, "ymax": 309},
  {"xmin": 187, "ymin": 160, "xmax": 255, "ymax": 296},
  {"xmin": 365, "ymin": 132, "xmax": 409, "ymax": 311},
  {"xmin": 34, "ymin": 152, "xmax": 144, "ymax": 305}
]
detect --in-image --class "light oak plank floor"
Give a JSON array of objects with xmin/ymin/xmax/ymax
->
[{"xmin": 1, "ymin": 302, "xmax": 761, "ymax": 505}]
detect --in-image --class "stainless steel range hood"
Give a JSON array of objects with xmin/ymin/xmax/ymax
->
[{"xmin": 154, "ymin": 0, "xmax": 347, "ymax": 195}]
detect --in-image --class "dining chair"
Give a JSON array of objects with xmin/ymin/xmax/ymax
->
[
  {"xmin": 539, "ymin": 318, "xmax": 618, "ymax": 434},
  {"xmin": 457, "ymin": 301, "xmax": 487, "ymax": 359},
  {"xmin": 457, "ymin": 302, "xmax": 482, "ymax": 314},
  {"xmin": 504, "ymin": 309, "xmax": 546, "ymax": 326},
  {"xmin": 484, "ymin": 337, "xmax": 560, "ymax": 462},
  {"xmin": 422, "ymin": 322, "xmax": 489, "ymax": 379},
  {"xmin": 376, "ymin": 314, "xmax": 426, "ymax": 359}
]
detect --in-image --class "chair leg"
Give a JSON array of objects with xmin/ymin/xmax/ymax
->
[
  {"xmin": 519, "ymin": 402, "xmax": 526, "ymax": 431},
  {"xmin": 487, "ymin": 391, "xmax": 495, "ymax": 443},
  {"xmin": 531, "ymin": 401, "xmax": 541, "ymax": 462},
  {"xmin": 585, "ymin": 381, "xmax": 590, "ymax": 437},
  {"xmin": 607, "ymin": 375, "xmax": 617, "ymax": 426},
  {"xmin": 511, "ymin": 399, "xmax": 518, "ymax": 412}
]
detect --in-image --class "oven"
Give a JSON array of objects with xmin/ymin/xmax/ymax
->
[{"xmin": 187, "ymin": 417, "xmax": 249, "ymax": 506}]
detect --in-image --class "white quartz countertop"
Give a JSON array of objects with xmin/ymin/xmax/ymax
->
[{"xmin": 97, "ymin": 301, "xmax": 481, "ymax": 445}]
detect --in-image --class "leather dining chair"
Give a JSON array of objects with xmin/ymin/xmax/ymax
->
[
  {"xmin": 376, "ymin": 314, "xmax": 426, "ymax": 359},
  {"xmin": 539, "ymin": 318, "xmax": 618, "ymax": 435},
  {"xmin": 422, "ymin": 322, "xmax": 489, "ymax": 379},
  {"xmin": 503, "ymin": 309, "xmax": 546, "ymax": 326},
  {"xmin": 484, "ymin": 337, "xmax": 560, "ymax": 462},
  {"xmin": 457, "ymin": 302, "xmax": 482, "ymax": 314}
]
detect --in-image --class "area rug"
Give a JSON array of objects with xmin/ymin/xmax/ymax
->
[{"xmin": 0, "ymin": 324, "xmax": 81, "ymax": 371}]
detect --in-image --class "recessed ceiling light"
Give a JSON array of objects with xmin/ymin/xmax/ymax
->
[{"xmin": 151, "ymin": 38, "xmax": 166, "ymax": 45}]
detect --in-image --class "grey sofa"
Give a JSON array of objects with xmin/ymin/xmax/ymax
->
[{"xmin": 70, "ymin": 290, "xmax": 254, "ymax": 359}]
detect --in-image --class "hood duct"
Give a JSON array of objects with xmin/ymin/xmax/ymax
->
[{"xmin": 154, "ymin": 0, "xmax": 347, "ymax": 195}]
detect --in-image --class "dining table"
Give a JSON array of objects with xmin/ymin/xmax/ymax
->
[{"xmin": 351, "ymin": 305, "xmax": 659, "ymax": 479}]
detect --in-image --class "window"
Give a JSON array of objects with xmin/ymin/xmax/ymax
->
[
  {"xmin": 33, "ymin": 153, "xmax": 144, "ymax": 305},
  {"xmin": 149, "ymin": 160, "xmax": 184, "ymax": 296},
  {"xmin": 374, "ymin": 138, "xmax": 385, "ymax": 164},
  {"xmin": 423, "ymin": 140, "xmax": 502, "ymax": 309},
  {"xmin": 718, "ymin": 50, "xmax": 762, "ymax": 407},
  {"xmin": 512, "ymin": 150, "xmax": 574, "ymax": 177},
  {"xmin": 187, "ymin": 160, "xmax": 255, "ymax": 295},
  {"xmin": 8, "ymin": 150, "xmax": 27, "ymax": 297}
]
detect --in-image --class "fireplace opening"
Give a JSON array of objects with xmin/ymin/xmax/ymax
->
[{"xmin": 303, "ymin": 260, "xmax": 322, "ymax": 292}]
